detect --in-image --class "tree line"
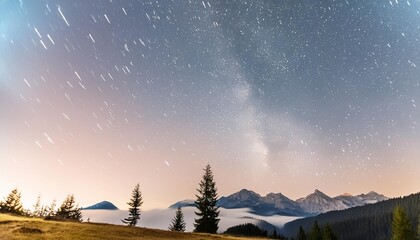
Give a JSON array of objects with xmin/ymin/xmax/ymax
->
[
  {"xmin": 223, "ymin": 221, "xmax": 337, "ymax": 240},
  {"xmin": 0, "ymin": 189, "xmax": 82, "ymax": 222},
  {"xmin": 295, "ymin": 221, "xmax": 338, "ymax": 240},
  {"xmin": 224, "ymin": 223, "xmax": 286, "ymax": 239}
]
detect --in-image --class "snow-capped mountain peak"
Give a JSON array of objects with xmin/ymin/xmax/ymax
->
[
  {"xmin": 312, "ymin": 189, "xmax": 332, "ymax": 199},
  {"xmin": 235, "ymin": 189, "xmax": 261, "ymax": 200},
  {"xmin": 181, "ymin": 189, "xmax": 389, "ymax": 217},
  {"xmin": 217, "ymin": 189, "xmax": 261, "ymax": 209},
  {"xmin": 265, "ymin": 192, "xmax": 288, "ymax": 200},
  {"xmin": 355, "ymin": 191, "xmax": 388, "ymax": 204},
  {"xmin": 296, "ymin": 189, "xmax": 347, "ymax": 214}
]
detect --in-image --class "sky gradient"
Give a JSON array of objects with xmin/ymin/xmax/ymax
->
[{"xmin": 1, "ymin": 0, "xmax": 419, "ymax": 210}]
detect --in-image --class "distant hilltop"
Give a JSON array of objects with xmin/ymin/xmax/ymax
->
[{"xmin": 82, "ymin": 201, "xmax": 118, "ymax": 210}]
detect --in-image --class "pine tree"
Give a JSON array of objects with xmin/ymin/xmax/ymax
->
[
  {"xmin": 224, "ymin": 223, "xmax": 268, "ymax": 237},
  {"xmin": 270, "ymin": 229, "xmax": 279, "ymax": 239},
  {"xmin": 0, "ymin": 188, "xmax": 24, "ymax": 215},
  {"xmin": 310, "ymin": 221, "xmax": 322, "ymax": 240},
  {"xmin": 32, "ymin": 194, "xmax": 43, "ymax": 217},
  {"xmin": 46, "ymin": 199, "xmax": 56, "ymax": 217},
  {"xmin": 194, "ymin": 164, "xmax": 220, "ymax": 233},
  {"xmin": 169, "ymin": 206, "xmax": 186, "ymax": 232},
  {"xmin": 297, "ymin": 225, "xmax": 306, "ymax": 240},
  {"xmin": 391, "ymin": 205, "xmax": 415, "ymax": 240},
  {"xmin": 323, "ymin": 223, "xmax": 338, "ymax": 240},
  {"xmin": 122, "ymin": 183, "xmax": 143, "ymax": 226},
  {"xmin": 417, "ymin": 213, "xmax": 420, "ymax": 240},
  {"xmin": 40, "ymin": 205, "xmax": 47, "ymax": 217},
  {"xmin": 56, "ymin": 194, "xmax": 83, "ymax": 221},
  {"xmin": 72, "ymin": 203, "xmax": 83, "ymax": 222}
]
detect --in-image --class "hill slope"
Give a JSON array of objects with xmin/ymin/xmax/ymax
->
[{"xmin": 0, "ymin": 213, "xmax": 258, "ymax": 240}]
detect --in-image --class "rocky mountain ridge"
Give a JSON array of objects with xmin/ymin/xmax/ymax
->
[{"xmin": 172, "ymin": 189, "xmax": 388, "ymax": 216}]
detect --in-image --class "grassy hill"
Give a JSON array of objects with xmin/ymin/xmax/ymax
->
[{"xmin": 0, "ymin": 214, "xmax": 258, "ymax": 240}]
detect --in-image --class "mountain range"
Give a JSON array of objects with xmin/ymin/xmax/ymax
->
[
  {"xmin": 82, "ymin": 189, "xmax": 396, "ymax": 235},
  {"xmin": 172, "ymin": 189, "xmax": 388, "ymax": 216}
]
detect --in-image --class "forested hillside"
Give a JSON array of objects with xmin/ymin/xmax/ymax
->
[{"xmin": 282, "ymin": 192, "xmax": 420, "ymax": 240}]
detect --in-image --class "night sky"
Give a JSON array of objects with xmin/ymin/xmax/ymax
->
[{"xmin": 1, "ymin": 0, "xmax": 419, "ymax": 210}]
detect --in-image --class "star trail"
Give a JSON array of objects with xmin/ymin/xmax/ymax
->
[{"xmin": 1, "ymin": 0, "xmax": 419, "ymax": 209}]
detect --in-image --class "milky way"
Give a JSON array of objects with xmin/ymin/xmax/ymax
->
[{"xmin": 0, "ymin": 0, "xmax": 419, "ymax": 209}]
